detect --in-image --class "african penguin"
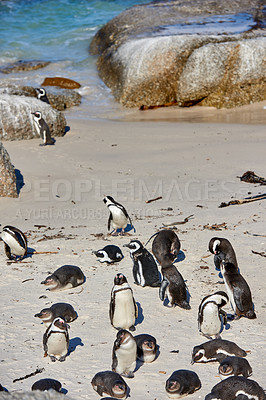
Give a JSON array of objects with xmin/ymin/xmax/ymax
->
[
  {"xmin": 103, "ymin": 196, "xmax": 133, "ymax": 235},
  {"xmin": 151, "ymin": 229, "xmax": 181, "ymax": 265},
  {"xmin": 198, "ymin": 291, "xmax": 229, "ymax": 339},
  {"xmin": 93, "ymin": 245, "xmax": 124, "ymax": 264},
  {"xmin": 134, "ymin": 333, "xmax": 158, "ymax": 363},
  {"xmin": 34, "ymin": 302, "xmax": 78, "ymax": 326},
  {"xmin": 160, "ymin": 259, "xmax": 190, "ymax": 309},
  {"xmin": 31, "ymin": 111, "xmax": 55, "ymax": 146},
  {"xmin": 0, "ymin": 225, "xmax": 27, "ymax": 260},
  {"xmin": 41, "ymin": 265, "xmax": 85, "ymax": 291},
  {"xmin": 205, "ymin": 376, "xmax": 265, "ymax": 400},
  {"xmin": 110, "ymin": 273, "xmax": 138, "ymax": 331},
  {"xmin": 123, "ymin": 240, "xmax": 161, "ymax": 287},
  {"xmin": 209, "ymin": 237, "xmax": 238, "ymax": 270},
  {"xmin": 165, "ymin": 370, "xmax": 201, "ymax": 398},
  {"xmin": 35, "ymin": 87, "xmax": 50, "ymax": 104},
  {"xmin": 91, "ymin": 370, "xmax": 128, "ymax": 399},
  {"xmin": 112, "ymin": 329, "xmax": 137, "ymax": 378},
  {"xmin": 43, "ymin": 317, "xmax": 69, "ymax": 362},
  {"xmin": 191, "ymin": 339, "xmax": 247, "ymax": 364},
  {"xmin": 218, "ymin": 356, "xmax": 253, "ymax": 378},
  {"xmin": 220, "ymin": 260, "xmax": 256, "ymax": 320},
  {"xmin": 31, "ymin": 378, "xmax": 62, "ymax": 392}
]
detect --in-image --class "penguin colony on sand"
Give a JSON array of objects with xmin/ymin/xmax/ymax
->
[{"xmin": 0, "ymin": 196, "xmax": 265, "ymax": 399}]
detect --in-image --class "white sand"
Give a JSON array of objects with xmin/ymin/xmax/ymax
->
[{"xmin": 0, "ymin": 105, "xmax": 265, "ymax": 398}]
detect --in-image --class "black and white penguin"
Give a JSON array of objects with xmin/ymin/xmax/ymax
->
[
  {"xmin": 205, "ymin": 376, "xmax": 265, "ymax": 400},
  {"xmin": 165, "ymin": 370, "xmax": 201, "ymax": 398},
  {"xmin": 209, "ymin": 237, "xmax": 238, "ymax": 270},
  {"xmin": 43, "ymin": 317, "xmax": 69, "ymax": 362},
  {"xmin": 134, "ymin": 333, "xmax": 158, "ymax": 363},
  {"xmin": 93, "ymin": 245, "xmax": 124, "ymax": 264},
  {"xmin": 123, "ymin": 240, "xmax": 161, "ymax": 287},
  {"xmin": 41, "ymin": 265, "xmax": 85, "ymax": 291},
  {"xmin": 31, "ymin": 378, "xmax": 62, "ymax": 392},
  {"xmin": 110, "ymin": 273, "xmax": 138, "ymax": 331},
  {"xmin": 220, "ymin": 260, "xmax": 256, "ymax": 320},
  {"xmin": 91, "ymin": 370, "xmax": 128, "ymax": 399},
  {"xmin": 103, "ymin": 196, "xmax": 133, "ymax": 235},
  {"xmin": 218, "ymin": 356, "xmax": 253, "ymax": 378},
  {"xmin": 151, "ymin": 229, "xmax": 181, "ymax": 265},
  {"xmin": 35, "ymin": 87, "xmax": 50, "ymax": 104},
  {"xmin": 159, "ymin": 259, "xmax": 190, "ymax": 309},
  {"xmin": 191, "ymin": 339, "xmax": 247, "ymax": 364},
  {"xmin": 0, "ymin": 225, "xmax": 27, "ymax": 260},
  {"xmin": 34, "ymin": 302, "xmax": 78, "ymax": 326},
  {"xmin": 198, "ymin": 291, "xmax": 229, "ymax": 339},
  {"xmin": 112, "ymin": 329, "xmax": 137, "ymax": 378},
  {"xmin": 31, "ymin": 111, "xmax": 55, "ymax": 146}
]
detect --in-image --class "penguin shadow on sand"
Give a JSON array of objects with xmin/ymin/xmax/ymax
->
[
  {"xmin": 68, "ymin": 337, "xmax": 84, "ymax": 356},
  {"xmin": 15, "ymin": 169, "xmax": 24, "ymax": 195},
  {"xmin": 111, "ymin": 223, "xmax": 136, "ymax": 235},
  {"xmin": 135, "ymin": 302, "xmax": 144, "ymax": 327},
  {"xmin": 173, "ymin": 250, "xmax": 186, "ymax": 263}
]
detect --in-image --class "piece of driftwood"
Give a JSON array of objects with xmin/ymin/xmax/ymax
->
[
  {"xmin": 219, "ymin": 193, "xmax": 266, "ymax": 208},
  {"xmin": 162, "ymin": 215, "xmax": 194, "ymax": 227},
  {"xmin": 203, "ymin": 222, "xmax": 227, "ymax": 231},
  {"xmin": 252, "ymin": 250, "xmax": 266, "ymax": 258},
  {"xmin": 13, "ymin": 367, "xmax": 44, "ymax": 383},
  {"xmin": 140, "ymin": 101, "xmax": 177, "ymax": 110},
  {"xmin": 238, "ymin": 171, "xmax": 266, "ymax": 185},
  {"xmin": 145, "ymin": 196, "xmax": 162, "ymax": 204},
  {"xmin": 28, "ymin": 251, "xmax": 59, "ymax": 255},
  {"xmin": 244, "ymin": 231, "xmax": 266, "ymax": 237}
]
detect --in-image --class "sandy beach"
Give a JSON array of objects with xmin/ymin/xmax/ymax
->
[{"xmin": 0, "ymin": 103, "xmax": 265, "ymax": 398}]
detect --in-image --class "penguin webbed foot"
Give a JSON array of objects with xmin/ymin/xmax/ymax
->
[
  {"xmin": 59, "ymin": 356, "xmax": 66, "ymax": 362},
  {"xmin": 129, "ymin": 325, "xmax": 136, "ymax": 332},
  {"xmin": 50, "ymin": 356, "xmax": 57, "ymax": 362},
  {"xmin": 122, "ymin": 371, "xmax": 134, "ymax": 378}
]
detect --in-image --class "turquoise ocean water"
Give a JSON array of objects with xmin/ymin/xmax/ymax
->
[{"xmin": 0, "ymin": 0, "xmax": 151, "ymax": 119}]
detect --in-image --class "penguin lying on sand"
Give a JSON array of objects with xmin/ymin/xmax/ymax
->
[
  {"xmin": 93, "ymin": 245, "xmax": 124, "ymax": 264},
  {"xmin": 103, "ymin": 196, "xmax": 133, "ymax": 235},
  {"xmin": 35, "ymin": 302, "xmax": 78, "ymax": 326},
  {"xmin": 134, "ymin": 333, "xmax": 158, "ymax": 363},
  {"xmin": 218, "ymin": 356, "xmax": 252, "ymax": 378},
  {"xmin": 91, "ymin": 370, "xmax": 129, "ymax": 399},
  {"xmin": 205, "ymin": 376, "xmax": 265, "ymax": 400},
  {"xmin": 31, "ymin": 378, "xmax": 62, "ymax": 392},
  {"xmin": 0, "ymin": 225, "xmax": 27, "ymax": 260},
  {"xmin": 165, "ymin": 370, "xmax": 201, "ymax": 398},
  {"xmin": 124, "ymin": 240, "xmax": 160, "ymax": 287},
  {"xmin": 191, "ymin": 339, "xmax": 247, "ymax": 364},
  {"xmin": 41, "ymin": 265, "xmax": 85, "ymax": 291}
]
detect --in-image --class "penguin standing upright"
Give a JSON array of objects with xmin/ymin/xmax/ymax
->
[
  {"xmin": 198, "ymin": 291, "xmax": 229, "ymax": 339},
  {"xmin": 93, "ymin": 245, "xmax": 124, "ymax": 264},
  {"xmin": 35, "ymin": 88, "xmax": 50, "ymax": 104},
  {"xmin": 220, "ymin": 261, "xmax": 256, "ymax": 319},
  {"xmin": 151, "ymin": 229, "xmax": 181, "ymax": 265},
  {"xmin": 159, "ymin": 258, "xmax": 190, "ymax": 309},
  {"xmin": 112, "ymin": 329, "xmax": 137, "ymax": 378},
  {"xmin": 209, "ymin": 237, "xmax": 238, "ymax": 270},
  {"xmin": 31, "ymin": 111, "xmax": 55, "ymax": 146},
  {"xmin": 103, "ymin": 196, "xmax": 133, "ymax": 235},
  {"xmin": 110, "ymin": 273, "xmax": 138, "ymax": 331},
  {"xmin": 43, "ymin": 317, "xmax": 69, "ymax": 362},
  {"xmin": 0, "ymin": 225, "xmax": 27, "ymax": 260},
  {"xmin": 123, "ymin": 240, "xmax": 160, "ymax": 287}
]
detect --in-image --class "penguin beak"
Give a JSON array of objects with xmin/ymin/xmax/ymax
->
[{"xmin": 122, "ymin": 243, "xmax": 130, "ymax": 248}]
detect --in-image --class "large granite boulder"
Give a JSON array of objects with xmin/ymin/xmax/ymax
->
[
  {"xmin": 0, "ymin": 84, "xmax": 82, "ymax": 111},
  {"xmin": 0, "ymin": 142, "xmax": 18, "ymax": 197},
  {"xmin": 90, "ymin": 0, "xmax": 266, "ymax": 108},
  {"xmin": 0, "ymin": 95, "xmax": 66, "ymax": 141}
]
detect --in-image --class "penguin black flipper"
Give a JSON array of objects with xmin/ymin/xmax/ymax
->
[
  {"xmin": 108, "ymin": 213, "xmax": 112, "ymax": 231},
  {"xmin": 4, "ymin": 242, "xmax": 12, "ymax": 260},
  {"xmin": 159, "ymin": 278, "xmax": 169, "ymax": 301},
  {"xmin": 219, "ymin": 309, "xmax": 227, "ymax": 326},
  {"xmin": 109, "ymin": 296, "xmax": 115, "ymax": 324},
  {"xmin": 111, "ymin": 347, "xmax": 118, "ymax": 371},
  {"xmin": 214, "ymin": 254, "xmax": 223, "ymax": 270},
  {"xmin": 96, "ymin": 384, "xmax": 105, "ymax": 396},
  {"xmin": 233, "ymin": 285, "xmax": 245, "ymax": 313}
]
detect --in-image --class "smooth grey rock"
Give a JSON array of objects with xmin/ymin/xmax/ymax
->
[
  {"xmin": 90, "ymin": 0, "xmax": 266, "ymax": 108},
  {"xmin": 0, "ymin": 142, "xmax": 18, "ymax": 198},
  {"xmin": 0, "ymin": 95, "xmax": 66, "ymax": 141}
]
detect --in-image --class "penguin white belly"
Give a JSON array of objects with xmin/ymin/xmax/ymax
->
[
  {"xmin": 137, "ymin": 261, "xmax": 145, "ymax": 286},
  {"xmin": 223, "ymin": 278, "xmax": 237, "ymax": 313},
  {"xmin": 33, "ymin": 120, "xmax": 40, "ymax": 136},
  {"xmin": 166, "ymin": 392, "xmax": 188, "ymax": 399},
  {"xmin": 166, "ymin": 287, "xmax": 173, "ymax": 306},
  {"xmin": 115, "ymin": 341, "xmax": 136, "ymax": 374},
  {"xmin": 1, "ymin": 232, "xmax": 25, "ymax": 255},
  {"xmin": 141, "ymin": 349, "xmax": 156, "ymax": 363},
  {"xmin": 201, "ymin": 304, "xmax": 221, "ymax": 336},
  {"xmin": 47, "ymin": 333, "xmax": 68, "ymax": 357},
  {"xmin": 113, "ymin": 291, "xmax": 135, "ymax": 329},
  {"xmin": 109, "ymin": 206, "xmax": 128, "ymax": 229}
]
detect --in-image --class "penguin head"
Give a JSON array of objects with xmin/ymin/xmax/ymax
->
[
  {"xmin": 115, "ymin": 329, "xmax": 133, "ymax": 347},
  {"xmin": 32, "ymin": 111, "xmax": 42, "ymax": 120},
  {"xmin": 41, "ymin": 274, "xmax": 59, "ymax": 290},
  {"xmin": 103, "ymin": 195, "xmax": 116, "ymax": 205},
  {"xmin": 36, "ymin": 88, "xmax": 46, "ymax": 96},
  {"xmin": 123, "ymin": 240, "xmax": 143, "ymax": 252},
  {"xmin": 142, "ymin": 339, "xmax": 156, "ymax": 351},
  {"xmin": 209, "ymin": 238, "xmax": 221, "ymax": 254},
  {"xmin": 34, "ymin": 308, "xmax": 53, "ymax": 320},
  {"xmin": 165, "ymin": 377, "xmax": 181, "ymax": 394},
  {"xmin": 112, "ymin": 380, "xmax": 127, "ymax": 398},
  {"xmin": 218, "ymin": 361, "xmax": 234, "ymax": 376},
  {"xmin": 191, "ymin": 346, "xmax": 205, "ymax": 364},
  {"xmin": 213, "ymin": 291, "xmax": 229, "ymax": 307},
  {"xmin": 52, "ymin": 317, "xmax": 69, "ymax": 331},
  {"xmin": 114, "ymin": 273, "xmax": 127, "ymax": 286}
]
